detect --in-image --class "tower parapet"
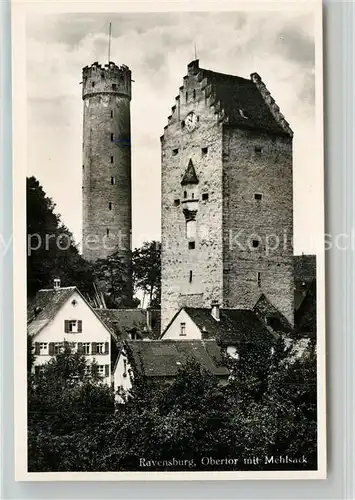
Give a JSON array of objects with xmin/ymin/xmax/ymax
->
[{"xmin": 82, "ymin": 61, "xmax": 131, "ymax": 100}]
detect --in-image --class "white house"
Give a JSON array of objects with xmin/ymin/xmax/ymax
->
[{"xmin": 27, "ymin": 280, "xmax": 115, "ymax": 385}]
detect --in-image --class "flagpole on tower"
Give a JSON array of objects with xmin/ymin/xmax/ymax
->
[{"xmin": 108, "ymin": 22, "xmax": 112, "ymax": 63}]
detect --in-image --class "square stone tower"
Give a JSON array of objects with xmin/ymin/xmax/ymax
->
[{"xmin": 160, "ymin": 60, "xmax": 294, "ymax": 332}]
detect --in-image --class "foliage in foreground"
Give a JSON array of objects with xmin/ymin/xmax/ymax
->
[{"xmin": 28, "ymin": 338, "xmax": 317, "ymax": 472}]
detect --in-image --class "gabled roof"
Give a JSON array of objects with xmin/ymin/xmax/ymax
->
[
  {"xmin": 198, "ymin": 66, "xmax": 291, "ymax": 136},
  {"xmin": 124, "ymin": 339, "xmax": 229, "ymax": 378},
  {"xmin": 253, "ymin": 294, "xmax": 293, "ymax": 335},
  {"xmin": 181, "ymin": 159, "xmax": 199, "ymax": 185},
  {"xmin": 95, "ymin": 308, "xmax": 161, "ymax": 341},
  {"xmin": 27, "ymin": 286, "xmax": 116, "ymax": 339},
  {"xmin": 163, "ymin": 307, "xmax": 274, "ymax": 345},
  {"xmin": 27, "ymin": 287, "xmax": 77, "ymax": 336}
]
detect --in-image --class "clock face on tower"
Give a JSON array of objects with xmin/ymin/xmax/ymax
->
[{"xmin": 185, "ymin": 112, "xmax": 198, "ymax": 132}]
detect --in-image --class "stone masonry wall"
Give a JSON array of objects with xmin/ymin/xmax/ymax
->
[
  {"xmin": 222, "ymin": 127, "xmax": 294, "ymax": 324},
  {"xmin": 160, "ymin": 64, "xmax": 225, "ymax": 332}
]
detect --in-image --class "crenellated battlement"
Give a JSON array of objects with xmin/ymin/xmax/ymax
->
[{"xmin": 82, "ymin": 61, "xmax": 131, "ymax": 100}]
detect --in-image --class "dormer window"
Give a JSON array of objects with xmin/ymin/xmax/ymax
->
[
  {"xmin": 239, "ymin": 109, "xmax": 249, "ymax": 119},
  {"xmin": 226, "ymin": 346, "xmax": 239, "ymax": 360}
]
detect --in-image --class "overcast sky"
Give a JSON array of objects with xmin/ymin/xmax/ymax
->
[{"xmin": 26, "ymin": 9, "xmax": 319, "ymax": 254}]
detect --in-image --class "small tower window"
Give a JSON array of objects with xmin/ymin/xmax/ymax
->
[
  {"xmin": 255, "ymin": 146, "xmax": 262, "ymax": 154},
  {"xmin": 252, "ymin": 239, "xmax": 259, "ymax": 248},
  {"xmin": 172, "ymin": 148, "xmax": 179, "ymax": 156},
  {"xmin": 110, "ymin": 110, "xmax": 113, "ymax": 119},
  {"xmin": 202, "ymin": 193, "xmax": 209, "ymax": 201},
  {"xmin": 188, "ymin": 241, "xmax": 195, "ymax": 250},
  {"xmin": 111, "ymin": 133, "xmax": 114, "ymax": 142},
  {"xmin": 112, "ymin": 84, "xmax": 117, "ymax": 90},
  {"xmin": 191, "ymin": 192, "xmax": 195, "ymax": 199},
  {"xmin": 201, "ymin": 147, "xmax": 208, "ymax": 155},
  {"xmin": 257, "ymin": 272, "xmax": 261, "ymax": 287},
  {"xmin": 109, "ymin": 202, "xmax": 112, "ymax": 210},
  {"xmin": 254, "ymin": 193, "xmax": 262, "ymax": 200},
  {"xmin": 183, "ymin": 190, "xmax": 187, "ymax": 199},
  {"xmin": 111, "ymin": 156, "xmax": 114, "ymax": 163},
  {"xmin": 180, "ymin": 322, "xmax": 186, "ymax": 336},
  {"xmin": 174, "ymin": 199, "xmax": 180, "ymax": 207},
  {"xmin": 106, "ymin": 228, "xmax": 110, "ymax": 236},
  {"xmin": 185, "ymin": 92, "xmax": 188, "ymax": 102},
  {"xmin": 193, "ymin": 89, "xmax": 196, "ymax": 99},
  {"xmin": 91, "ymin": 82, "xmax": 95, "ymax": 88},
  {"xmin": 189, "ymin": 271, "xmax": 193, "ymax": 283},
  {"xmin": 181, "ymin": 120, "xmax": 186, "ymax": 129},
  {"xmin": 110, "ymin": 177, "xmax": 116, "ymax": 185}
]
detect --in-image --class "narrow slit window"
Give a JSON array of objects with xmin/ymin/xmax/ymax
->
[
  {"xmin": 254, "ymin": 193, "xmax": 262, "ymax": 200},
  {"xmin": 189, "ymin": 270, "xmax": 193, "ymax": 283},
  {"xmin": 188, "ymin": 241, "xmax": 195, "ymax": 250},
  {"xmin": 111, "ymin": 156, "xmax": 114, "ymax": 163},
  {"xmin": 106, "ymin": 228, "xmax": 110, "ymax": 236},
  {"xmin": 91, "ymin": 82, "xmax": 95, "ymax": 88},
  {"xmin": 111, "ymin": 133, "xmax": 114, "ymax": 142},
  {"xmin": 183, "ymin": 190, "xmax": 187, "ymax": 199},
  {"xmin": 202, "ymin": 193, "xmax": 209, "ymax": 201},
  {"xmin": 193, "ymin": 89, "xmax": 196, "ymax": 99},
  {"xmin": 109, "ymin": 202, "xmax": 112, "ymax": 210},
  {"xmin": 110, "ymin": 177, "xmax": 116, "ymax": 185},
  {"xmin": 110, "ymin": 110, "xmax": 113, "ymax": 119},
  {"xmin": 257, "ymin": 272, "xmax": 261, "ymax": 287},
  {"xmin": 185, "ymin": 91, "xmax": 188, "ymax": 103}
]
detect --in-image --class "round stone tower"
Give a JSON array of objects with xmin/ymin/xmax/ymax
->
[{"xmin": 82, "ymin": 61, "xmax": 132, "ymax": 301}]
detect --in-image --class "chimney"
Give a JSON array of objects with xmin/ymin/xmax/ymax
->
[
  {"xmin": 53, "ymin": 278, "xmax": 61, "ymax": 290},
  {"xmin": 142, "ymin": 326, "xmax": 150, "ymax": 341},
  {"xmin": 211, "ymin": 301, "xmax": 220, "ymax": 321}
]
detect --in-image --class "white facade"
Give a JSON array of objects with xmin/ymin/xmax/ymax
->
[
  {"xmin": 161, "ymin": 309, "xmax": 202, "ymax": 340},
  {"xmin": 32, "ymin": 289, "xmax": 113, "ymax": 385},
  {"xmin": 113, "ymin": 348, "xmax": 133, "ymax": 400}
]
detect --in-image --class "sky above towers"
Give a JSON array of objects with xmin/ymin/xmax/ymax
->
[{"xmin": 26, "ymin": 8, "xmax": 320, "ymax": 254}]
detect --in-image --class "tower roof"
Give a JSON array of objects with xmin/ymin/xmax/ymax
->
[
  {"xmin": 199, "ymin": 67, "xmax": 291, "ymax": 135},
  {"xmin": 181, "ymin": 159, "xmax": 199, "ymax": 185}
]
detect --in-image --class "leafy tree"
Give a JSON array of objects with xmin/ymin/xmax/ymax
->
[
  {"xmin": 132, "ymin": 241, "xmax": 161, "ymax": 307},
  {"xmin": 27, "ymin": 176, "xmax": 94, "ymax": 297},
  {"xmin": 93, "ymin": 250, "xmax": 138, "ymax": 308},
  {"xmin": 28, "ymin": 345, "xmax": 115, "ymax": 472}
]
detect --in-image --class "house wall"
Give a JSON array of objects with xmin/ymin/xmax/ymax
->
[
  {"xmin": 33, "ymin": 290, "xmax": 112, "ymax": 385},
  {"xmin": 161, "ymin": 309, "xmax": 202, "ymax": 340},
  {"xmin": 113, "ymin": 350, "xmax": 133, "ymax": 400}
]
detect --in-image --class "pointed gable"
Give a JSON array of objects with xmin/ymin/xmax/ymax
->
[{"xmin": 181, "ymin": 159, "xmax": 199, "ymax": 185}]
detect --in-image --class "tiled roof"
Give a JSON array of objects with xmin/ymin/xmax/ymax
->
[
  {"xmin": 95, "ymin": 308, "xmax": 161, "ymax": 342},
  {"xmin": 27, "ymin": 287, "xmax": 76, "ymax": 336},
  {"xmin": 181, "ymin": 159, "xmax": 199, "ymax": 185},
  {"xmin": 200, "ymin": 67, "xmax": 288, "ymax": 135},
  {"xmin": 125, "ymin": 339, "xmax": 229, "ymax": 378},
  {"xmin": 183, "ymin": 308, "xmax": 274, "ymax": 344}
]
